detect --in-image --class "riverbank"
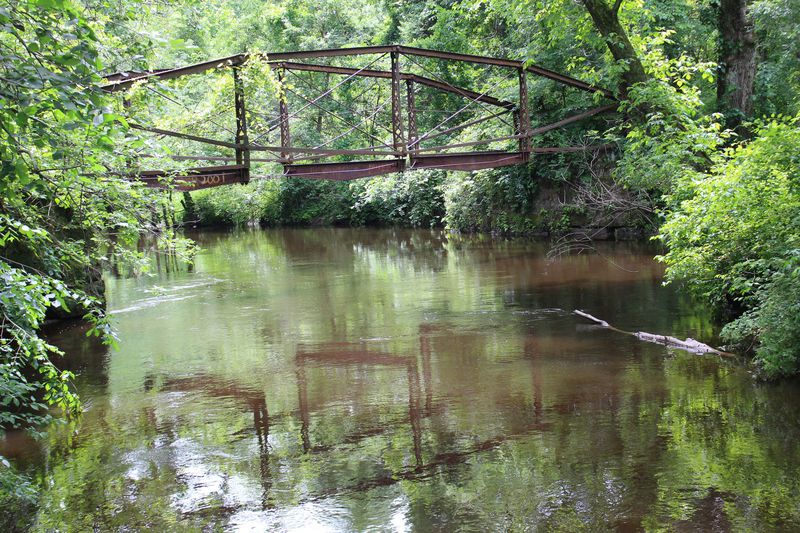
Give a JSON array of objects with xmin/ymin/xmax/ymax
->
[{"xmin": 182, "ymin": 170, "xmax": 654, "ymax": 241}]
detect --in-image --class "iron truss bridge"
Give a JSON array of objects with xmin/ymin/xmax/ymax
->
[{"xmin": 103, "ymin": 45, "xmax": 617, "ymax": 190}]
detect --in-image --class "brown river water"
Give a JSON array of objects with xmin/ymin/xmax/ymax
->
[{"xmin": 3, "ymin": 228, "xmax": 800, "ymax": 531}]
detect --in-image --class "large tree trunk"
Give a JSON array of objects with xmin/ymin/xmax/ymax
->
[
  {"xmin": 717, "ymin": 0, "xmax": 756, "ymax": 118},
  {"xmin": 581, "ymin": 0, "xmax": 648, "ymax": 93}
]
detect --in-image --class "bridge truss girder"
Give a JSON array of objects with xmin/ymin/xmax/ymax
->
[{"xmin": 103, "ymin": 45, "xmax": 617, "ymax": 189}]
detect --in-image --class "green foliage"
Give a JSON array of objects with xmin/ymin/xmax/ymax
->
[
  {"xmin": 442, "ymin": 165, "xmax": 539, "ymax": 233},
  {"xmin": 0, "ymin": 0, "xmax": 112, "ymax": 429},
  {"xmin": 353, "ymin": 170, "xmax": 446, "ymax": 227},
  {"xmin": 0, "ymin": 0, "xmax": 185, "ymax": 430},
  {"xmin": 659, "ymin": 117, "xmax": 800, "ymax": 377},
  {"xmin": 613, "ymin": 33, "xmax": 727, "ymax": 190},
  {"xmin": 0, "ymin": 455, "xmax": 37, "ymax": 532},
  {"xmin": 191, "ymin": 180, "xmax": 282, "ymax": 227}
]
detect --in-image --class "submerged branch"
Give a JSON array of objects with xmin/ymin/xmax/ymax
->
[
  {"xmin": 573, "ymin": 309, "xmax": 732, "ymax": 356},
  {"xmin": 573, "ymin": 309, "xmax": 609, "ymax": 327}
]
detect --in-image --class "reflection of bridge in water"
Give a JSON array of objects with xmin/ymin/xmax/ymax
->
[
  {"xmin": 103, "ymin": 45, "xmax": 616, "ymax": 190},
  {"xmin": 156, "ymin": 324, "xmax": 550, "ymax": 507}
]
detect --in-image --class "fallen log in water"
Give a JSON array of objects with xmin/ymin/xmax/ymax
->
[
  {"xmin": 632, "ymin": 332, "xmax": 727, "ymax": 355},
  {"xmin": 573, "ymin": 310, "xmax": 731, "ymax": 356}
]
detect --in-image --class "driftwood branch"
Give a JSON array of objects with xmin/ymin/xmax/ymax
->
[
  {"xmin": 573, "ymin": 309, "xmax": 731, "ymax": 356},
  {"xmin": 573, "ymin": 309, "xmax": 609, "ymax": 327}
]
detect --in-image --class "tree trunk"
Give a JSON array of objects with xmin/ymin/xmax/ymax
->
[
  {"xmin": 717, "ymin": 0, "xmax": 756, "ymax": 118},
  {"xmin": 581, "ymin": 0, "xmax": 648, "ymax": 93}
]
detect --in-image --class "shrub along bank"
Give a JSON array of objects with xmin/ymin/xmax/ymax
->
[
  {"xmin": 659, "ymin": 117, "xmax": 800, "ymax": 378},
  {"xmin": 184, "ymin": 165, "xmax": 653, "ymax": 239}
]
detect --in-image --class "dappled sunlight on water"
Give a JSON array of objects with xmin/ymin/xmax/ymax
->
[{"xmin": 3, "ymin": 228, "xmax": 800, "ymax": 531}]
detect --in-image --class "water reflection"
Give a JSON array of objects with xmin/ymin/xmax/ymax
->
[
  {"xmin": 130, "ymin": 330, "xmax": 557, "ymax": 516},
  {"xmin": 3, "ymin": 228, "xmax": 800, "ymax": 532}
]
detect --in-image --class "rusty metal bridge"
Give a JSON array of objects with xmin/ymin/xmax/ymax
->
[{"xmin": 103, "ymin": 45, "xmax": 616, "ymax": 190}]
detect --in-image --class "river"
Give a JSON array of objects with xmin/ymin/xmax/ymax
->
[{"xmin": 3, "ymin": 228, "xmax": 800, "ymax": 531}]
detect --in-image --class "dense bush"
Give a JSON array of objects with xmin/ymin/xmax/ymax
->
[
  {"xmin": 185, "ymin": 165, "xmax": 553, "ymax": 233},
  {"xmin": 186, "ymin": 164, "xmax": 619, "ymax": 236},
  {"xmin": 0, "ymin": 455, "xmax": 37, "ymax": 532},
  {"xmin": 0, "ymin": 0, "xmax": 151, "ymax": 435},
  {"xmin": 659, "ymin": 117, "xmax": 800, "ymax": 377},
  {"xmin": 442, "ymin": 165, "xmax": 539, "ymax": 234},
  {"xmin": 277, "ymin": 179, "xmax": 357, "ymax": 226},
  {"xmin": 191, "ymin": 179, "xmax": 282, "ymax": 227},
  {"xmin": 612, "ymin": 37, "xmax": 726, "ymax": 191},
  {"xmin": 353, "ymin": 170, "xmax": 446, "ymax": 227},
  {"xmin": 188, "ymin": 171, "xmax": 447, "ymax": 228}
]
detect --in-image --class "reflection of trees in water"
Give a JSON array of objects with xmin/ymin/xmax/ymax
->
[
  {"xmin": 139, "ymin": 331, "xmax": 798, "ymax": 530},
  {"xmin": 197, "ymin": 227, "xmax": 452, "ymax": 273},
  {"xmin": 145, "ymin": 328, "xmax": 555, "ymax": 514},
  {"xmin": 19, "ymin": 295, "xmax": 800, "ymax": 530}
]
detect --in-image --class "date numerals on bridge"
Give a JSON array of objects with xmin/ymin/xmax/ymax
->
[
  {"xmin": 140, "ymin": 165, "xmax": 249, "ymax": 191},
  {"xmin": 191, "ymin": 173, "xmax": 231, "ymax": 187}
]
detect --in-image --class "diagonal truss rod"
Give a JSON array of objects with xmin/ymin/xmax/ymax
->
[
  {"xmin": 284, "ymin": 75, "xmax": 395, "ymax": 145},
  {"xmin": 530, "ymin": 104, "xmax": 617, "ymax": 136},
  {"xmin": 250, "ymin": 53, "xmax": 388, "ymax": 144},
  {"xmin": 410, "ymin": 72, "xmax": 516, "ymax": 149},
  {"xmin": 254, "ymin": 70, "xmax": 385, "ymax": 132},
  {"xmin": 313, "ymin": 98, "xmax": 392, "ymax": 150},
  {"xmin": 285, "ymin": 68, "xmax": 396, "ymax": 137},
  {"xmin": 285, "ymin": 85, "xmax": 393, "ymax": 149},
  {"xmin": 130, "ymin": 123, "xmax": 239, "ymax": 149},
  {"xmin": 142, "ymin": 85, "xmax": 236, "ymax": 137},
  {"xmin": 416, "ymin": 108, "xmax": 512, "ymax": 144},
  {"xmin": 411, "ymin": 74, "xmax": 514, "ymax": 111},
  {"xmin": 400, "ymin": 54, "xmax": 516, "ymax": 128}
]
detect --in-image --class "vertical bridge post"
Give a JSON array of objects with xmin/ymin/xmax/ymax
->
[
  {"xmin": 518, "ymin": 67, "xmax": 531, "ymax": 159},
  {"xmin": 233, "ymin": 67, "xmax": 250, "ymax": 179},
  {"xmin": 406, "ymin": 79, "xmax": 418, "ymax": 157},
  {"xmin": 277, "ymin": 66, "xmax": 292, "ymax": 163},
  {"xmin": 391, "ymin": 50, "xmax": 405, "ymax": 160}
]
